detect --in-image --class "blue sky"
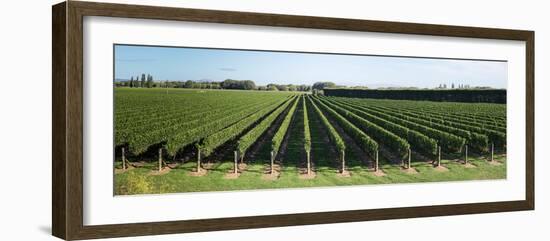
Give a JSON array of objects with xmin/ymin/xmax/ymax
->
[{"xmin": 114, "ymin": 45, "xmax": 507, "ymax": 89}]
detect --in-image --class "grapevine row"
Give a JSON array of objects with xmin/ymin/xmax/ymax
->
[
  {"xmin": 355, "ymin": 102, "xmax": 505, "ymax": 148},
  {"xmin": 328, "ymin": 97, "xmax": 488, "ymax": 152},
  {"xmin": 363, "ymin": 104, "xmax": 490, "ymax": 152},
  {"xmin": 303, "ymin": 96, "xmax": 311, "ymax": 154},
  {"xmin": 312, "ymin": 96, "xmax": 408, "ymax": 158},
  {"xmin": 271, "ymin": 96, "xmax": 300, "ymax": 158},
  {"xmin": 116, "ymin": 103, "xmax": 246, "ymax": 146},
  {"xmin": 237, "ymin": 96, "xmax": 297, "ymax": 155},
  {"xmin": 307, "ymin": 96, "xmax": 346, "ymax": 155},
  {"xmin": 320, "ymin": 97, "xmax": 437, "ymax": 156},
  {"xmin": 131, "ymin": 99, "xmax": 278, "ymax": 155},
  {"xmin": 199, "ymin": 97, "xmax": 291, "ymax": 157},
  {"xmin": 329, "ymin": 97, "xmax": 465, "ymax": 152},
  {"xmin": 380, "ymin": 105, "xmax": 506, "ymax": 132},
  {"xmin": 309, "ymin": 96, "xmax": 378, "ymax": 156}
]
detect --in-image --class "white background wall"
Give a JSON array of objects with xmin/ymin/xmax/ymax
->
[{"xmin": 0, "ymin": 0, "xmax": 547, "ymax": 240}]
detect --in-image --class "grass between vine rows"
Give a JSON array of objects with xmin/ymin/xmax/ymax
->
[{"xmin": 114, "ymin": 155, "xmax": 506, "ymax": 195}]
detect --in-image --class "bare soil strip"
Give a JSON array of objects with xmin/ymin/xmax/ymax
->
[
  {"xmin": 299, "ymin": 170, "xmax": 317, "ymax": 179},
  {"xmin": 131, "ymin": 161, "xmax": 148, "ymax": 168},
  {"xmin": 238, "ymin": 163, "xmax": 248, "ymax": 172},
  {"xmin": 262, "ymin": 170, "xmax": 280, "ymax": 181},
  {"xmin": 150, "ymin": 167, "xmax": 171, "ymax": 176},
  {"xmin": 188, "ymin": 168, "xmax": 207, "ymax": 177},
  {"xmin": 372, "ymin": 169, "xmax": 386, "ymax": 177},
  {"xmin": 489, "ymin": 161, "xmax": 502, "ymax": 166},
  {"xmin": 264, "ymin": 163, "xmax": 282, "ymax": 173},
  {"xmin": 464, "ymin": 163, "xmax": 477, "ymax": 168},
  {"xmin": 166, "ymin": 163, "xmax": 179, "ymax": 169},
  {"xmin": 224, "ymin": 172, "xmax": 240, "ymax": 179},
  {"xmin": 336, "ymin": 170, "xmax": 352, "ymax": 178},
  {"xmin": 401, "ymin": 166, "xmax": 419, "ymax": 174},
  {"xmin": 114, "ymin": 165, "xmax": 135, "ymax": 174}
]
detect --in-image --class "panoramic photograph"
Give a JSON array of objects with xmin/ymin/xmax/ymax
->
[{"xmin": 113, "ymin": 44, "xmax": 507, "ymax": 195}]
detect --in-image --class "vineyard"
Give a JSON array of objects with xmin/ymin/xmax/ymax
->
[{"xmin": 114, "ymin": 88, "xmax": 507, "ymax": 194}]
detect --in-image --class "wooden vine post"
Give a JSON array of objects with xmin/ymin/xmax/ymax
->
[
  {"xmin": 491, "ymin": 143, "xmax": 495, "ymax": 162},
  {"xmin": 407, "ymin": 148, "xmax": 411, "ymax": 169},
  {"xmin": 437, "ymin": 145, "xmax": 441, "ymax": 167},
  {"xmin": 341, "ymin": 151, "xmax": 346, "ymax": 174},
  {"xmin": 270, "ymin": 151, "xmax": 275, "ymax": 174},
  {"xmin": 306, "ymin": 151, "xmax": 311, "ymax": 175},
  {"xmin": 375, "ymin": 151, "xmax": 379, "ymax": 172},
  {"xmin": 233, "ymin": 151, "xmax": 238, "ymax": 174},
  {"xmin": 464, "ymin": 145, "xmax": 469, "ymax": 164},
  {"xmin": 158, "ymin": 148, "xmax": 162, "ymax": 172},
  {"xmin": 121, "ymin": 147, "xmax": 126, "ymax": 170},
  {"xmin": 196, "ymin": 148, "xmax": 202, "ymax": 173}
]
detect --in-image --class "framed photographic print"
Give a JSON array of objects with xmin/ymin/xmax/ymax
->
[{"xmin": 52, "ymin": 1, "xmax": 534, "ymax": 240}]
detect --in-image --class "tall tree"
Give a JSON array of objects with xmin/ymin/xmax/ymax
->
[
  {"xmin": 268, "ymin": 85, "xmax": 278, "ymax": 91},
  {"xmin": 288, "ymin": 85, "xmax": 297, "ymax": 91},
  {"xmin": 312, "ymin": 82, "xmax": 336, "ymax": 90},
  {"xmin": 140, "ymin": 74, "xmax": 146, "ymax": 88},
  {"xmin": 242, "ymin": 80, "xmax": 256, "ymax": 90},
  {"xmin": 146, "ymin": 74, "xmax": 153, "ymax": 88},
  {"xmin": 184, "ymin": 80, "xmax": 193, "ymax": 88},
  {"xmin": 221, "ymin": 79, "xmax": 257, "ymax": 90},
  {"xmin": 129, "ymin": 77, "xmax": 134, "ymax": 88}
]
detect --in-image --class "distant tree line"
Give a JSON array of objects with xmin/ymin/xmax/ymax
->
[
  {"xmin": 116, "ymin": 73, "xmax": 155, "ymax": 88},
  {"xmin": 116, "ymin": 78, "xmax": 332, "ymax": 92},
  {"xmin": 115, "ymin": 76, "xmax": 500, "ymax": 98},
  {"xmin": 435, "ymin": 83, "xmax": 489, "ymax": 89},
  {"xmin": 220, "ymin": 79, "xmax": 256, "ymax": 90},
  {"xmin": 258, "ymin": 84, "xmax": 311, "ymax": 92},
  {"xmin": 184, "ymin": 80, "xmax": 221, "ymax": 89},
  {"xmin": 312, "ymin": 82, "xmax": 336, "ymax": 90}
]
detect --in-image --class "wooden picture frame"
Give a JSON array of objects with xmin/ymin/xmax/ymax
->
[{"xmin": 52, "ymin": 1, "xmax": 534, "ymax": 240}]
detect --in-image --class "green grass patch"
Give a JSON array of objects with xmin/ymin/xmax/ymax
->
[{"xmin": 114, "ymin": 154, "xmax": 505, "ymax": 195}]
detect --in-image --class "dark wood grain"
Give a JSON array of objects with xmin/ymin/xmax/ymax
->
[
  {"xmin": 66, "ymin": 2, "xmax": 85, "ymax": 240},
  {"xmin": 52, "ymin": 1, "xmax": 535, "ymax": 240},
  {"xmin": 72, "ymin": 200, "xmax": 530, "ymax": 240},
  {"xmin": 525, "ymin": 32, "xmax": 535, "ymax": 209},
  {"xmin": 72, "ymin": 1, "xmax": 532, "ymax": 40},
  {"xmin": 52, "ymin": 2, "xmax": 67, "ymax": 239}
]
